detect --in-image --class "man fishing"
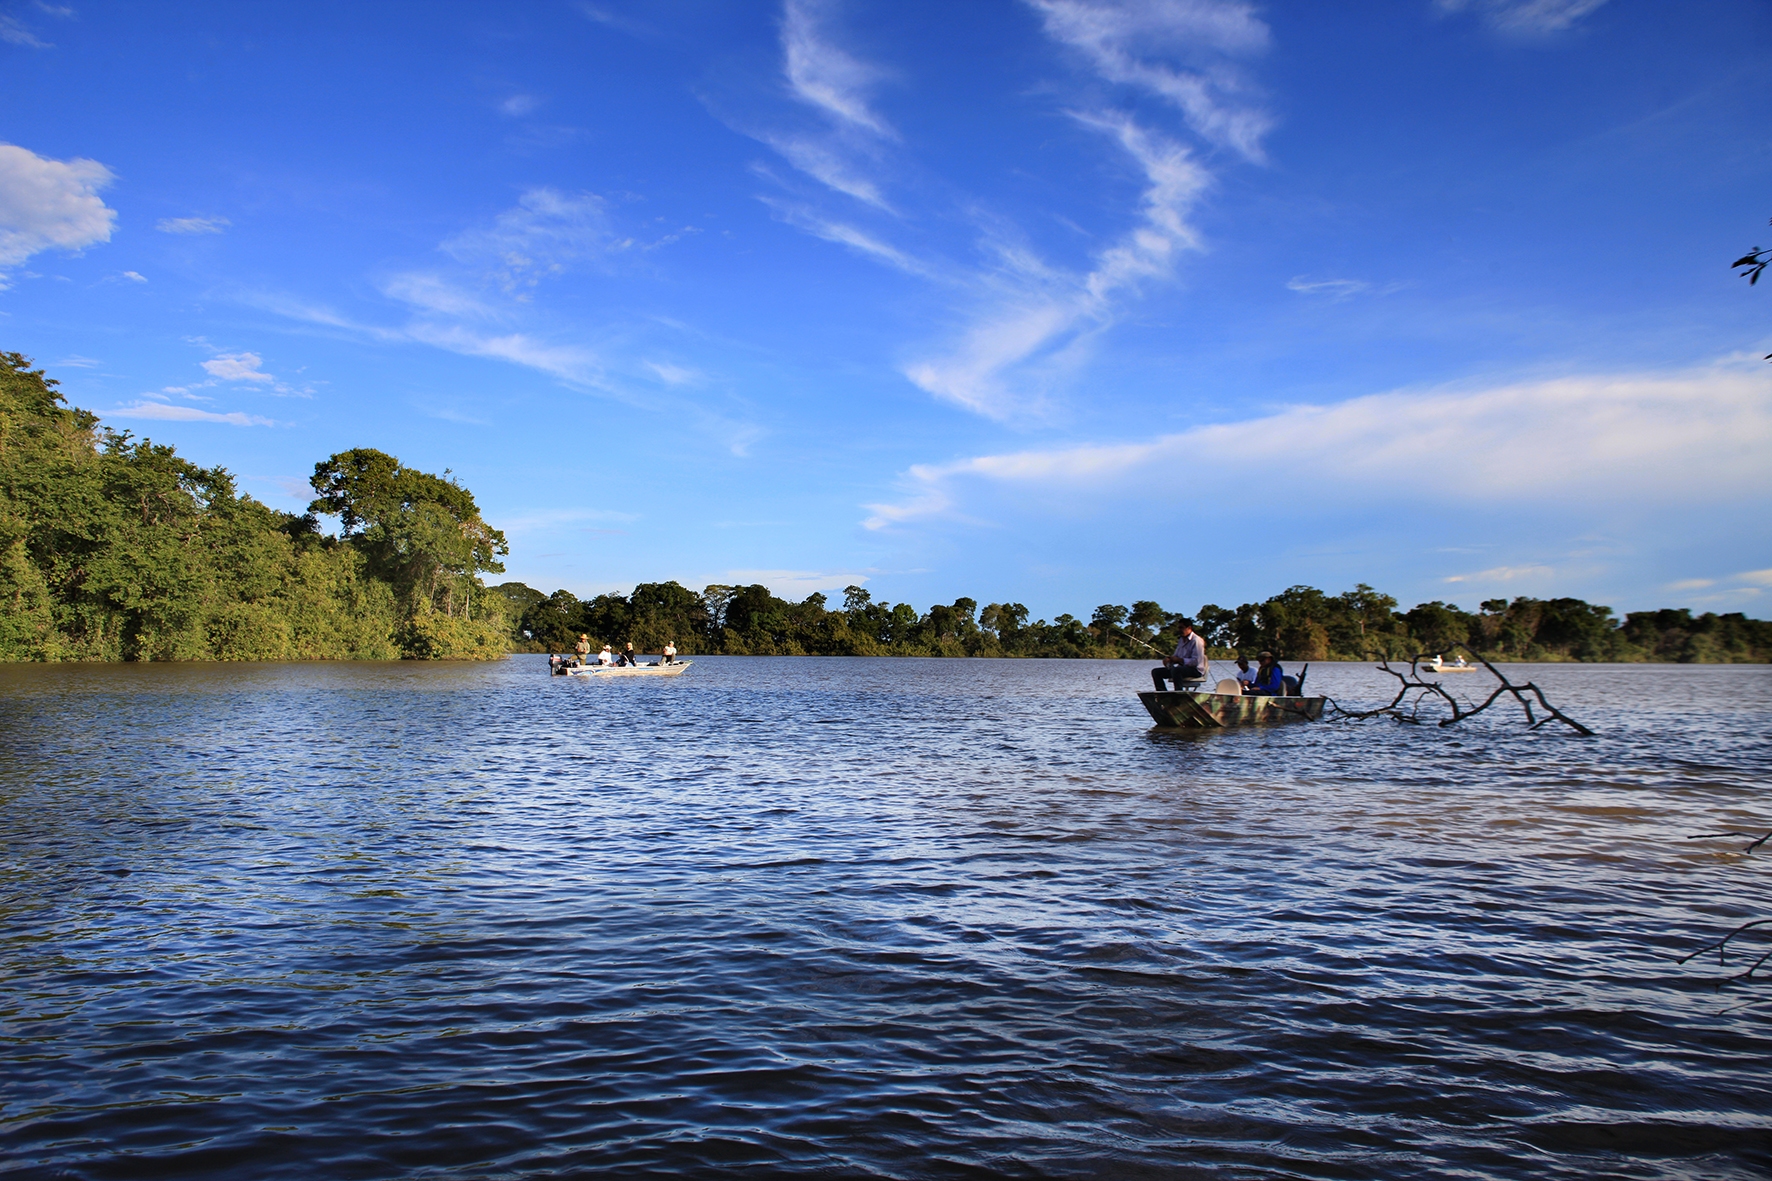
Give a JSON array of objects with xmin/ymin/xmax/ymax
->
[{"xmin": 1151, "ymin": 620, "xmax": 1210, "ymax": 691}]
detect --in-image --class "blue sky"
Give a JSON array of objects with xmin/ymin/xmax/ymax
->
[{"xmin": 2, "ymin": 0, "xmax": 1769, "ymax": 618}]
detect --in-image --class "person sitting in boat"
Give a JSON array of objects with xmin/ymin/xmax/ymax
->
[
  {"xmin": 1247, "ymin": 651, "xmax": 1285, "ymax": 696},
  {"xmin": 1233, "ymin": 656, "xmax": 1256, "ymax": 689},
  {"xmin": 574, "ymin": 634, "xmax": 591, "ymax": 667},
  {"xmin": 597, "ymin": 643, "xmax": 615, "ymax": 665},
  {"xmin": 1151, "ymin": 621, "xmax": 1210, "ymax": 691},
  {"xmin": 662, "ymin": 641, "xmax": 677, "ymax": 665},
  {"xmin": 620, "ymin": 641, "xmax": 638, "ymax": 667}
]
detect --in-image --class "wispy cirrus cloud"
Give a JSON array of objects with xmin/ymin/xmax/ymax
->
[
  {"xmin": 747, "ymin": 0, "xmax": 1270, "ymax": 421},
  {"xmin": 1287, "ymin": 275, "xmax": 1406, "ymax": 299},
  {"xmin": 1444, "ymin": 564, "xmax": 1555, "ymax": 584},
  {"xmin": 903, "ymin": 112, "xmax": 1211, "ymax": 418},
  {"xmin": 442, "ymin": 187, "xmax": 632, "ymax": 293},
  {"xmin": 739, "ymin": 0, "xmax": 899, "ymax": 209},
  {"xmin": 103, "ymin": 401, "xmax": 277, "ymax": 427},
  {"xmin": 1026, "ymin": 0, "xmax": 1272, "ymax": 162},
  {"xmin": 1436, "ymin": 0, "xmax": 1610, "ymax": 34},
  {"xmin": 156, "ymin": 215, "xmax": 230, "ymax": 235},
  {"xmin": 783, "ymin": 0, "xmax": 892, "ymax": 135},
  {"xmin": 0, "ymin": 143, "xmax": 117, "ymax": 267},
  {"xmin": 865, "ymin": 360, "xmax": 1772, "ymax": 527}
]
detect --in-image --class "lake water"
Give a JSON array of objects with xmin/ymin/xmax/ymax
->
[{"xmin": 2, "ymin": 656, "xmax": 1769, "ymax": 1179}]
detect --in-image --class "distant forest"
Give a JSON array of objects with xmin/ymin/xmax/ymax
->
[
  {"xmin": 2, "ymin": 352, "xmax": 1766, "ymax": 664},
  {"xmin": 497, "ymin": 580, "xmax": 1772, "ymax": 664}
]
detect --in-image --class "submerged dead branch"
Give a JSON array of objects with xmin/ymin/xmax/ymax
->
[
  {"xmin": 1678, "ymin": 919, "xmax": 1772, "ymax": 985},
  {"xmin": 1323, "ymin": 643, "xmax": 1593, "ymax": 735},
  {"xmin": 1689, "ymin": 830, "xmax": 1772, "ymax": 854},
  {"xmin": 1681, "ymin": 827, "xmax": 1769, "ymax": 987}
]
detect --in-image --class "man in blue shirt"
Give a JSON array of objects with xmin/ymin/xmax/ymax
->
[
  {"xmin": 1151, "ymin": 621, "xmax": 1210, "ymax": 691},
  {"xmin": 1248, "ymin": 651, "xmax": 1286, "ymax": 696}
]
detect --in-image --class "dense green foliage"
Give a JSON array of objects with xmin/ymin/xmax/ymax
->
[
  {"xmin": 0, "ymin": 353, "xmax": 508, "ymax": 661},
  {"xmin": 499, "ymin": 579, "xmax": 1772, "ymax": 664}
]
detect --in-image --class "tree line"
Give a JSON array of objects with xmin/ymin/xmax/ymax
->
[
  {"xmin": 3, "ymin": 350, "xmax": 1765, "ymax": 664},
  {"xmin": 497, "ymin": 579, "xmax": 1772, "ymax": 664},
  {"xmin": 0, "ymin": 352, "xmax": 509, "ymax": 661}
]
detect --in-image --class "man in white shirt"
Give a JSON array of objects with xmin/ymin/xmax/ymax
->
[
  {"xmin": 1234, "ymin": 656, "xmax": 1256, "ymax": 687},
  {"xmin": 1151, "ymin": 621, "xmax": 1210, "ymax": 691}
]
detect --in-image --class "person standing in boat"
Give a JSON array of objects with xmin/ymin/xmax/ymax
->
[
  {"xmin": 1152, "ymin": 621, "xmax": 1210, "ymax": 691},
  {"xmin": 574, "ymin": 634, "xmax": 591, "ymax": 667},
  {"xmin": 1248, "ymin": 651, "xmax": 1285, "ymax": 696}
]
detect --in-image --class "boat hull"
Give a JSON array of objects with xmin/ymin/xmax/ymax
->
[
  {"xmin": 1138, "ymin": 690, "xmax": 1324, "ymax": 728},
  {"xmin": 564, "ymin": 660, "xmax": 691, "ymax": 678}
]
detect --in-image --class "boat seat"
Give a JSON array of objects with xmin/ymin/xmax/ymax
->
[{"xmin": 1215, "ymin": 678, "xmax": 1243, "ymax": 696}]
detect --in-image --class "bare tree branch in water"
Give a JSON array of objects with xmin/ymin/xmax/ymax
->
[
  {"xmin": 1680, "ymin": 829, "xmax": 1771, "ymax": 987},
  {"xmin": 1689, "ymin": 830, "xmax": 1772, "ymax": 854},
  {"xmin": 1678, "ymin": 919, "xmax": 1772, "ymax": 985},
  {"xmin": 1324, "ymin": 643, "xmax": 1593, "ymax": 735}
]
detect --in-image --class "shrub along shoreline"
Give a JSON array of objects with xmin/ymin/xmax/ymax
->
[{"xmin": 3, "ymin": 352, "xmax": 1764, "ymax": 664}]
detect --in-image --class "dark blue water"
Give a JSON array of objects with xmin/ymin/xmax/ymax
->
[{"xmin": 2, "ymin": 657, "xmax": 1769, "ymax": 1179}]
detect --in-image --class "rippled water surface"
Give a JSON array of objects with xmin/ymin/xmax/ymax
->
[{"xmin": 3, "ymin": 657, "xmax": 1770, "ymax": 1179}]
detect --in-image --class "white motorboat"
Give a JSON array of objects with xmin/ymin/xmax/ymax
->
[
  {"xmin": 551, "ymin": 656, "xmax": 692, "ymax": 677},
  {"xmin": 1421, "ymin": 655, "xmax": 1479, "ymax": 674}
]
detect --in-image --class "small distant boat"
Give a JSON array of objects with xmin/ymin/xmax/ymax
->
[
  {"xmin": 551, "ymin": 656, "xmax": 692, "ymax": 678},
  {"xmin": 1138, "ymin": 673, "xmax": 1324, "ymax": 729},
  {"xmin": 1421, "ymin": 655, "xmax": 1479, "ymax": 674}
]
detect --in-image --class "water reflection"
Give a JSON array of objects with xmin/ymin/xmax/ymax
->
[{"xmin": 1, "ymin": 657, "xmax": 1769, "ymax": 1179}]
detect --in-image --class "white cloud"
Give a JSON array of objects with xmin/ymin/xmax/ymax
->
[
  {"xmin": 403, "ymin": 322, "xmax": 604, "ymax": 386},
  {"xmin": 1734, "ymin": 569, "xmax": 1772, "ymax": 587},
  {"xmin": 1445, "ymin": 564, "xmax": 1554, "ymax": 584},
  {"xmin": 381, "ymin": 271, "xmax": 497, "ymax": 319},
  {"xmin": 499, "ymin": 506, "xmax": 642, "ymax": 534},
  {"xmin": 865, "ymin": 361, "xmax": 1772, "ymax": 527},
  {"xmin": 1026, "ymin": 0, "xmax": 1272, "ymax": 161},
  {"xmin": 201, "ymin": 352, "xmax": 274, "ymax": 382},
  {"xmin": 104, "ymin": 401, "xmax": 275, "ymax": 427},
  {"xmin": 1666, "ymin": 578, "xmax": 1716, "ymax": 592},
  {"xmin": 903, "ymin": 113, "xmax": 1210, "ymax": 419},
  {"xmin": 782, "ymin": 0, "xmax": 892, "ymax": 135},
  {"xmin": 1289, "ymin": 277, "xmax": 1365, "ymax": 297},
  {"xmin": 121, "ymin": 270, "xmax": 147, "ymax": 283},
  {"xmin": 443, "ymin": 188, "xmax": 630, "ymax": 290},
  {"xmin": 0, "ymin": 14, "xmax": 47, "ymax": 47},
  {"xmin": 0, "ymin": 143, "xmax": 117, "ymax": 267},
  {"xmin": 156, "ymin": 215, "xmax": 230, "ymax": 235},
  {"xmin": 760, "ymin": 197, "xmax": 933, "ymax": 274},
  {"xmin": 500, "ymin": 95, "xmax": 541, "ymax": 116},
  {"xmin": 1436, "ymin": 0, "xmax": 1609, "ymax": 34},
  {"xmin": 720, "ymin": 568, "xmax": 871, "ymax": 599},
  {"xmin": 644, "ymin": 360, "xmax": 700, "ymax": 385},
  {"xmin": 759, "ymin": 133, "xmax": 890, "ymax": 209}
]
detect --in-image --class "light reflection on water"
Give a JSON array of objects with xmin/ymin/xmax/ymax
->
[{"xmin": 1, "ymin": 656, "xmax": 1769, "ymax": 1179}]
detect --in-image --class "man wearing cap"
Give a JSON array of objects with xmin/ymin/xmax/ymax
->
[{"xmin": 1151, "ymin": 621, "xmax": 1210, "ymax": 691}]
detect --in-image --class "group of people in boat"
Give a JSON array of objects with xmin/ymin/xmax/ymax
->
[
  {"xmin": 1151, "ymin": 621, "xmax": 1300, "ymax": 696},
  {"xmin": 566, "ymin": 635, "xmax": 680, "ymax": 668}
]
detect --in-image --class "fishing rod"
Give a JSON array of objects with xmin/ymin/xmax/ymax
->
[{"xmin": 1113, "ymin": 628, "xmax": 1168, "ymax": 656}]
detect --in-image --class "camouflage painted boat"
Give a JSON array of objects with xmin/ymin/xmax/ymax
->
[{"xmin": 1138, "ymin": 689, "xmax": 1325, "ymax": 728}]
